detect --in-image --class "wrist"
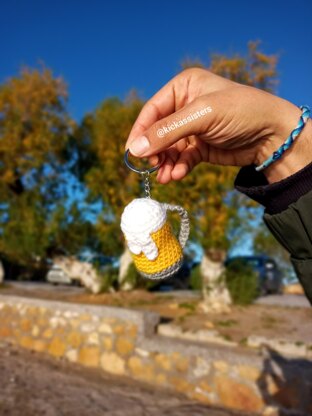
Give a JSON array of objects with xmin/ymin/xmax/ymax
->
[{"xmin": 255, "ymin": 106, "xmax": 312, "ymax": 184}]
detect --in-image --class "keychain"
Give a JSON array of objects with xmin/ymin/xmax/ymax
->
[{"xmin": 120, "ymin": 150, "xmax": 190, "ymax": 280}]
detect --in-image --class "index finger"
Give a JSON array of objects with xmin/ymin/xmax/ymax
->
[{"xmin": 126, "ymin": 75, "xmax": 182, "ymax": 149}]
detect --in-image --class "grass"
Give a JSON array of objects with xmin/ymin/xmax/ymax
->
[
  {"xmin": 239, "ymin": 337, "xmax": 248, "ymax": 346},
  {"xmin": 216, "ymin": 319, "xmax": 238, "ymax": 328},
  {"xmin": 260, "ymin": 314, "xmax": 280, "ymax": 328},
  {"xmin": 178, "ymin": 302, "xmax": 197, "ymax": 312}
]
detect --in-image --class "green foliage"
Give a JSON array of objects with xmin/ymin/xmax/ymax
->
[
  {"xmin": 210, "ymin": 40, "xmax": 278, "ymax": 92},
  {"xmin": 216, "ymin": 319, "xmax": 238, "ymax": 327},
  {"xmin": 75, "ymin": 96, "xmax": 144, "ymax": 257},
  {"xmin": 189, "ymin": 264, "xmax": 203, "ymax": 291},
  {"xmin": 122, "ymin": 262, "xmax": 139, "ymax": 288},
  {"xmin": 225, "ymin": 260, "xmax": 258, "ymax": 305},
  {"xmin": 98, "ymin": 266, "xmax": 119, "ymax": 293},
  {"xmin": 0, "ymin": 67, "xmax": 91, "ymax": 271},
  {"xmin": 121, "ymin": 263, "xmax": 157, "ymax": 291},
  {"xmin": 178, "ymin": 302, "xmax": 196, "ymax": 312}
]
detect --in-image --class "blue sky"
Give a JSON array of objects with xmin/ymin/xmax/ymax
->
[{"xmin": 2, "ymin": 0, "xmax": 312, "ymax": 121}]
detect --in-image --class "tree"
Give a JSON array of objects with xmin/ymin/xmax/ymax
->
[
  {"xmin": 0, "ymin": 66, "xmax": 88, "ymax": 272},
  {"xmin": 74, "ymin": 95, "xmax": 145, "ymax": 287}
]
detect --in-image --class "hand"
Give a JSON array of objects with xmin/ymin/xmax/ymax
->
[{"xmin": 126, "ymin": 68, "xmax": 311, "ymax": 184}]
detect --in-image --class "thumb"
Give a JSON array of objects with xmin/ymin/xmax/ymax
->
[{"xmin": 128, "ymin": 97, "xmax": 213, "ymax": 157}]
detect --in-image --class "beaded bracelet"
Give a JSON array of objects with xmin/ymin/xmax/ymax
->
[{"xmin": 255, "ymin": 105, "xmax": 311, "ymax": 172}]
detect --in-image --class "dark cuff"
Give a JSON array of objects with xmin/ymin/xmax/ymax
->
[{"xmin": 234, "ymin": 161, "xmax": 312, "ymax": 214}]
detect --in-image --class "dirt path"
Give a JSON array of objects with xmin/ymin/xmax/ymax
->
[{"xmin": 0, "ymin": 341, "xmax": 247, "ymax": 416}]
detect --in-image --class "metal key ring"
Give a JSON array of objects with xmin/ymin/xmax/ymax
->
[{"xmin": 124, "ymin": 149, "xmax": 163, "ymax": 174}]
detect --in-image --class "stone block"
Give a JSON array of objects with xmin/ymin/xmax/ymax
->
[
  {"xmin": 42, "ymin": 328, "xmax": 53, "ymax": 339},
  {"xmin": 31, "ymin": 325, "xmax": 40, "ymax": 337},
  {"xmin": 0, "ymin": 326, "xmax": 12, "ymax": 338},
  {"xmin": 102, "ymin": 336, "xmax": 113, "ymax": 351},
  {"xmin": 215, "ymin": 374, "xmax": 264, "ymax": 412},
  {"xmin": 154, "ymin": 353, "xmax": 172, "ymax": 371},
  {"xmin": 48, "ymin": 337, "xmax": 66, "ymax": 357},
  {"xmin": 98, "ymin": 323, "xmax": 113, "ymax": 334},
  {"xmin": 128, "ymin": 356, "xmax": 143, "ymax": 375},
  {"xmin": 236, "ymin": 364, "xmax": 261, "ymax": 382},
  {"xmin": 193, "ymin": 357, "xmax": 211, "ymax": 377},
  {"xmin": 66, "ymin": 331, "xmax": 83, "ymax": 348},
  {"xmin": 86, "ymin": 332, "xmax": 100, "ymax": 345},
  {"xmin": 19, "ymin": 336, "xmax": 34, "ymax": 350},
  {"xmin": 213, "ymin": 360, "xmax": 229, "ymax": 373},
  {"xmin": 169, "ymin": 376, "xmax": 194, "ymax": 395},
  {"xmin": 115, "ymin": 337, "xmax": 135, "ymax": 357},
  {"xmin": 100, "ymin": 352, "xmax": 125, "ymax": 375},
  {"xmin": 113, "ymin": 324, "xmax": 125, "ymax": 335},
  {"xmin": 78, "ymin": 346, "xmax": 100, "ymax": 367},
  {"xmin": 20, "ymin": 318, "xmax": 32, "ymax": 332},
  {"xmin": 32, "ymin": 339, "xmax": 47, "ymax": 352},
  {"xmin": 66, "ymin": 349, "xmax": 78, "ymax": 363}
]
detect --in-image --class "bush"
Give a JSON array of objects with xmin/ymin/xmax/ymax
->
[
  {"xmin": 98, "ymin": 266, "xmax": 119, "ymax": 292},
  {"xmin": 122, "ymin": 263, "xmax": 158, "ymax": 291},
  {"xmin": 189, "ymin": 264, "xmax": 203, "ymax": 291},
  {"xmin": 225, "ymin": 260, "xmax": 258, "ymax": 305}
]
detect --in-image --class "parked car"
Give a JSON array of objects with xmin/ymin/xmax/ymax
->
[
  {"xmin": 149, "ymin": 258, "xmax": 198, "ymax": 291},
  {"xmin": 224, "ymin": 255, "xmax": 283, "ymax": 295},
  {"xmin": 46, "ymin": 264, "xmax": 72, "ymax": 285},
  {"xmin": 46, "ymin": 254, "xmax": 118, "ymax": 285}
]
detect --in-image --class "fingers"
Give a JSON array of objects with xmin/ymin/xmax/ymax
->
[
  {"xmin": 172, "ymin": 142, "xmax": 204, "ymax": 180},
  {"xmin": 126, "ymin": 74, "xmax": 185, "ymax": 149},
  {"xmin": 126, "ymin": 68, "xmax": 236, "ymax": 156},
  {"xmin": 128, "ymin": 97, "xmax": 213, "ymax": 157},
  {"xmin": 156, "ymin": 139, "xmax": 206, "ymax": 184}
]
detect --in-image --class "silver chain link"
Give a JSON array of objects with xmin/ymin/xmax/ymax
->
[{"xmin": 141, "ymin": 171, "xmax": 151, "ymax": 198}]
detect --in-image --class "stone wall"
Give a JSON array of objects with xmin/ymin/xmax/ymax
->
[{"xmin": 0, "ymin": 295, "xmax": 311, "ymax": 415}]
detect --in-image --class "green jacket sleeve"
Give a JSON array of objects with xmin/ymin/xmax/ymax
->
[
  {"xmin": 263, "ymin": 191, "xmax": 312, "ymax": 304},
  {"xmin": 235, "ymin": 162, "xmax": 312, "ymax": 306}
]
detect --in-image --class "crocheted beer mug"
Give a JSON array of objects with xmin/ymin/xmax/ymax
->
[
  {"xmin": 121, "ymin": 150, "xmax": 190, "ymax": 280},
  {"xmin": 121, "ymin": 198, "xmax": 189, "ymax": 279}
]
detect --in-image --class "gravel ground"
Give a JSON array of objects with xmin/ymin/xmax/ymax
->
[
  {"xmin": 255, "ymin": 294, "xmax": 310, "ymax": 308},
  {"xmin": 0, "ymin": 341, "xmax": 247, "ymax": 416}
]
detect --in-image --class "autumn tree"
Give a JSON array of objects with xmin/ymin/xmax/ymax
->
[
  {"xmin": 74, "ymin": 95, "xmax": 145, "ymax": 285},
  {"xmin": 0, "ymin": 67, "xmax": 88, "ymax": 273}
]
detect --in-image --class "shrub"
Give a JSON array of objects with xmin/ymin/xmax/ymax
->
[
  {"xmin": 98, "ymin": 266, "xmax": 119, "ymax": 292},
  {"xmin": 189, "ymin": 264, "xmax": 203, "ymax": 291},
  {"xmin": 122, "ymin": 263, "xmax": 158, "ymax": 290},
  {"xmin": 225, "ymin": 260, "xmax": 258, "ymax": 305}
]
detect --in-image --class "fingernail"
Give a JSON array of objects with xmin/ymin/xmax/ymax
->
[{"xmin": 129, "ymin": 136, "xmax": 150, "ymax": 156}]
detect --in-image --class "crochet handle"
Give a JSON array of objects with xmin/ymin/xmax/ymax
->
[{"xmin": 163, "ymin": 204, "xmax": 190, "ymax": 249}]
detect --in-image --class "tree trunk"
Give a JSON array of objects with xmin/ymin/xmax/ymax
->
[
  {"xmin": 118, "ymin": 248, "xmax": 134, "ymax": 291},
  {"xmin": 0, "ymin": 261, "xmax": 4, "ymax": 284},
  {"xmin": 198, "ymin": 249, "xmax": 232, "ymax": 313}
]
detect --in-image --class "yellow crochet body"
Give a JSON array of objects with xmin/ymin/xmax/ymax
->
[{"xmin": 132, "ymin": 222, "xmax": 182, "ymax": 275}]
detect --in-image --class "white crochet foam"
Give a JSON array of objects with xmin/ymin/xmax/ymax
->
[{"xmin": 120, "ymin": 198, "xmax": 167, "ymax": 261}]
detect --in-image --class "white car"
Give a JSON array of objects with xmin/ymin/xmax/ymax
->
[{"xmin": 46, "ymin": 265, "xmax": 72, "ymax": 285}]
